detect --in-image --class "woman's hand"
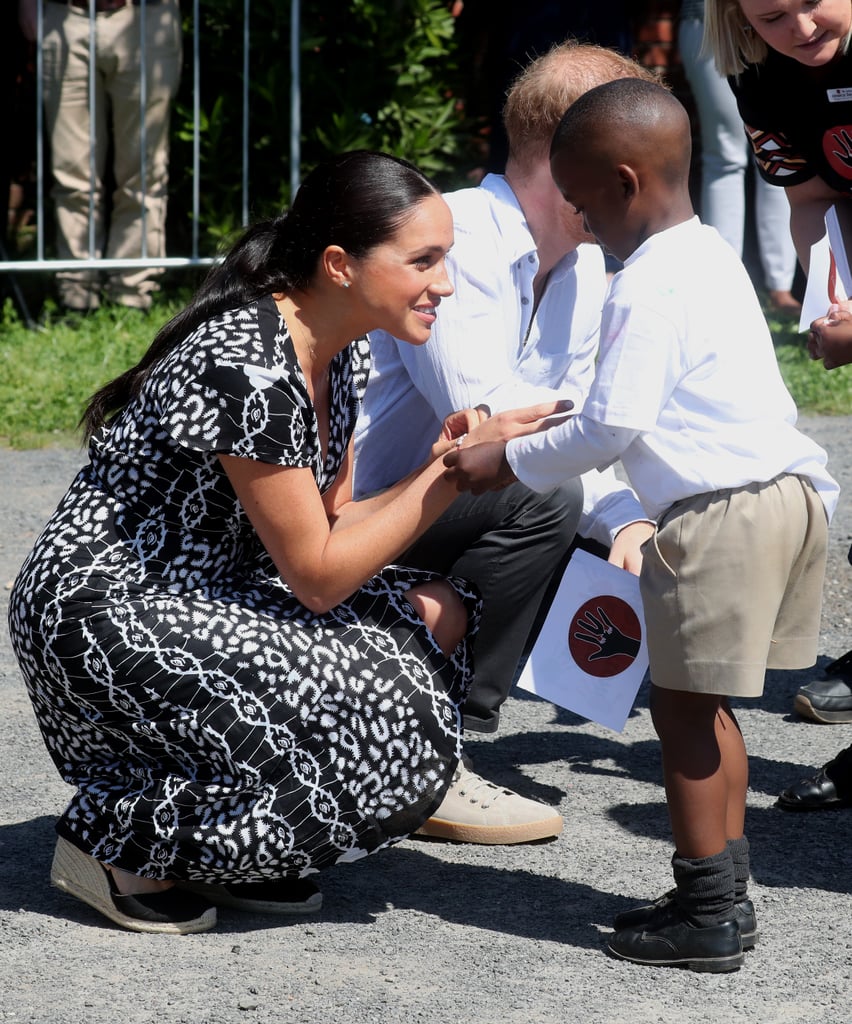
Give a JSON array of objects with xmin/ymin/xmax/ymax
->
[
  {"xmin": 442, "ymin": 398, "xmax": 573, "ymax": 494},
  {"xmin": 808, "ymin": 304, "xmax": 852, "ymax": 370},
  {"xmin": 432, "ymin": 398, "xmax": 572, "ymax": 461},
  {"xmin": 430, "ymin": 405, "xmax": 490, "ymax": 460}
]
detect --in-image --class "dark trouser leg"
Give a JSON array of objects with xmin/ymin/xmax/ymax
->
[
  {"xmin": 825, "ymin": 742, "xmax": 852, "ymax": 799},
  {"xmin": 401, "ymin": 479, "xmax": 583, "ymax": 733}
]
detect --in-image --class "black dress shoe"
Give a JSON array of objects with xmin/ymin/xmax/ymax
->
[
  {"xmin": 794, "ymin": 651, "xmax": 852, "ymax": 723},
  {"xmin": 776, "ymin": 767, "xmax": 852, "ymax": 812},
  {"xmin": 614, "ymin": 890, "xmax": 758, "ymax": 949},
  {"xmin": 607, "ymin": 903, "xmax": 743, "ymax": 973}
]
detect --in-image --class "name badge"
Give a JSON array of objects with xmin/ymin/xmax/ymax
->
[{"xmin": 827, "ymin": 87, "xmax": 852, "ymax": 102}]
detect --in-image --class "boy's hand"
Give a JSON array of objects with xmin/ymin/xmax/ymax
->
[
  {"xmin": 443, "ymin": 441, "xmax": 516, "ymax": 494},
  {"xmin": 608, "ymin": 521, "xmax": 655, "ymax": 575},
  {"xmin": 808, "ymin": 304, "xmax": 852, "ymax": 370},
  {"xmin": 468, "ymin": 399, "xmax": 573, "ymax": 445}
]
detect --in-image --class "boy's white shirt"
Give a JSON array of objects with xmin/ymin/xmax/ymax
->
[
  {"xmin": 507, "ymin": 218, "xmax": 839, "ymax": 521},
  {"xmin": 354, "ymin": 173, "xmax": 650, "ymax": 546}
]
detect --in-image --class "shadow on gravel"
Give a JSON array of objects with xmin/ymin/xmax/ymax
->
[
  {"xmin": 608, "ymin": 800, "xmax": 852, "ymax": 896},
  {"xmin": 319, "ymin": 842, "xmax": 618, "ymax": 950},
  {"xmin": 496, "ymin": 662, "xmax": 848, "ymax": 801},
  {"xmin": 0, "ymin": 814, "xmax": 64, "ymax": 916},
  {"xmin": 0, "ymin": 815, "xmax": 613, "ymax": 948}
]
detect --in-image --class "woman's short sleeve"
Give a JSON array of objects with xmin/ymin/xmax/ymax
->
[{"xmin": 156, "ymin": 300, "xmax": 320, "ymax": 468}]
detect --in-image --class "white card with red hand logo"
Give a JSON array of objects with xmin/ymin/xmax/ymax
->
[{"xmin": 516, "ymin": 548, "xmax": 649, "ymax": 732}]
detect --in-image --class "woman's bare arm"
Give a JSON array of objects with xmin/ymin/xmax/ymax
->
[{"xmin": 785, "ymin": 177, "xmax": 849, "ymax": 273}]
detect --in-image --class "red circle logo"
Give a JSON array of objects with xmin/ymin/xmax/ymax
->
[
  {"xmin": 568, "ymin": 595, "xmax": 642, "ymax": 678},
  {"xmin": 823, "ymin": 125, "xmax": 852, "ymax": 181}
]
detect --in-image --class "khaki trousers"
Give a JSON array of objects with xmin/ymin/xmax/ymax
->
[
  {"xmin": 42, "ymin": 0, "xmax": 182, "ymax": 309},
  {"xmin": 641, "ymin": 474, "xmax": 828, "ymax": 697}
]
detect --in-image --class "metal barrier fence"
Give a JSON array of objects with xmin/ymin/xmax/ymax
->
[{"xmin": 0, "ymin": 0, "xmax": 302, "ymax": 278}]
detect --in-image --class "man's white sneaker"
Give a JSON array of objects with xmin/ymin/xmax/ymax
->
[{"xmin": 415, "ymin": 763, "xmax": 563, "ymax": 844}]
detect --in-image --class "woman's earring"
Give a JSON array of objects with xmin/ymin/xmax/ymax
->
[{"xmin": 341, "ymin": 281, "xmax": 351, "ymax": 289}]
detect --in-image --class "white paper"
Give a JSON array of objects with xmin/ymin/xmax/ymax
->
[
  {"xmin": 516, "ymin": 548, "xmax": 649, "ymax": 732},
  {"xmin": 798, "ymin": 235, "xmax": 844, "ymax": 333},
  {"xmin": 798, "ymin": 205, "xmax": 851, "ymax": 333},
  {"xmin": 825, "ymin": 202, "xmax": 852, "ymax": 297}
]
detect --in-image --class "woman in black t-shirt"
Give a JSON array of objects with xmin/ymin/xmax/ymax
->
[
  {"xmin": 706, "ymin": 0, "xmax": 852, "ymax": 811},
  {"xmin": 706, "ymin": 1, "xmax": 852, "ymax": 274}
]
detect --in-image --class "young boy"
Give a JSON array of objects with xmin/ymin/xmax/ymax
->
[{"xmin": 443, "ymin": 78, "xmax": 839, "ymax": 974}]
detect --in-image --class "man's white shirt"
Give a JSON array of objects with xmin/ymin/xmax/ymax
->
[{"xmin": 354, "ymin": 173, "xmax": 648, "ymax": 545}]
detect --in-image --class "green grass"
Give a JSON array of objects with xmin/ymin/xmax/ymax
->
[
  {"xmin": 767, "ymin": 308, "xmax": 852, "ymax": 414},
  {"xmin": 1, "ymin": 290, "xmax": 850, "ymax": 450},
  {"xmin": 0, "ymin": 294, "xmax": 188, "ymax": 449}
]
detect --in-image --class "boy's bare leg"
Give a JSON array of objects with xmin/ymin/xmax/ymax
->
[
  {"xmin": 717, "ymin": 699, "xmax": 748, "ymax": 840},
  {"xmin": 650, "ymin": 687, "xmax": 746, "ymax": 857}
]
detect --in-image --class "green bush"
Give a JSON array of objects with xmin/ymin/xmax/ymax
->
[{"xmin": 169, "ymin": 0, "xmax": 471, "ymax": 254}]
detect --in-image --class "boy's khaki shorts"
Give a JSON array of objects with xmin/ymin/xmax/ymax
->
[{"xmin": 640, "ymin": 474, "xmax": 828, "ymax": 697}]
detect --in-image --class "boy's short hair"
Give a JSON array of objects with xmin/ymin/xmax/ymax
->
[
  {"xmin": 501, "ymin": 39, "xmax": 660, "ymax": 174},
  {"xmin": 550, "ymin": 77, "xmax": 691, "ymax": 185}
]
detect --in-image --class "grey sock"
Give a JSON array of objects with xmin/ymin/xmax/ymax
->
[
  {"xmin": 671, "ymin": 849, "xmax": 735, "ymax": 928},
  {"xmin": 727, "ymin": 835, "xmax": 750, "ymax": 903}
]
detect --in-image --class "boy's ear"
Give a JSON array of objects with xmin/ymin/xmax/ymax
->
[{"xmin": 616, "ymin": 164, "xmax": 639, "ymax": 200}]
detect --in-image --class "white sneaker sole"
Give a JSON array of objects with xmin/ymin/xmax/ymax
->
[{"xmin": 415, "ymin": 813, "xmax": 563, "ymax": 845}]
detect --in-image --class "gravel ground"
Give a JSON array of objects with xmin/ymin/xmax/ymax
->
[{"xmin": 1, "ymin": 416, "xmax": 851, "ymax": 1024}]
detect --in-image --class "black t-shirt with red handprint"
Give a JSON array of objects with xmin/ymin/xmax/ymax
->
[{"xmin": 730, "ymin": 48, "xmax": 852, "ymax": 193}]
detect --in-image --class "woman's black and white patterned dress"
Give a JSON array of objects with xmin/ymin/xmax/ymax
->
[{"xmin": 7, "ymin": 296, "xmax": 478, "ymax": 883}]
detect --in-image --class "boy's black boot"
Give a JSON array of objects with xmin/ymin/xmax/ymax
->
[
  {"xmin": 607, "ymin": 850, "xmax": 744, "ymax": 973},
  {"xmin": 613, "ymin": 838, "xmax": 758, "ymax": 948}
]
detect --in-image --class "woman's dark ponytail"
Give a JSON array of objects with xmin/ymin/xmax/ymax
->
[{"xmin": 81, "ymin": 151, "xmax": 440, "ymax": 439}]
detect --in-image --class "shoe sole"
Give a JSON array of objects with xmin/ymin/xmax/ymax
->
[
  {"xmin": 51, "ymin": 837, "xmax": 217, "ymax": 935},
  {"xmin": 613, "ymin": 918, "xmax": 758, "ymax": 951},
  {"xmin": 414, "ymin": 813, "xmax": 563, "ymax": 845},
  {"xmin": 614, "ymin": 897, "xmax": 758, "ymax": 950},
  {"xmin": 178, "ymin": 881, "xmax": 323, "ymax": 915},
  {"xmin": 793, "ymin": 694, "xmax": 852, "ymax": 724},
  {"xmin": 607, "ymin": 941, "xmax": 744, "ymax": 973},
  {"xmin": 776, "ymin": 796, "xmax": 851, "ymax": 812}
]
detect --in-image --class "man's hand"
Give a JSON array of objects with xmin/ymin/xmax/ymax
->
[
  {"xmin": 443, "ymin": 441, "xmax": 516, "ymax": 494},
  {"xmin": 808, "ymin": 304, "xmax": 852, "ymax": 370}
]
